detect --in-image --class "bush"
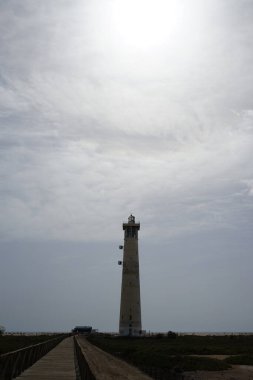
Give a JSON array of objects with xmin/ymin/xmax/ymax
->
[
  {"xmin": 167, "ymin": 331, "xmax": 177, "ymax": 339},
  {"xmin": 225, "ymin": 355, "xmax": 253, "ymax": 365},
  {"xmin": 155, "ymin": 333, "xmax": 164, "ymax": 339}
]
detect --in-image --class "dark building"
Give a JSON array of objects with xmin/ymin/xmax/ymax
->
[{"xmin": 72, "ymin": 326, "xmax": 92, "ymax": 334}]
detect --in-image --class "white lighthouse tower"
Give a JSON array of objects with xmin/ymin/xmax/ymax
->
[{"xmin": 119, "ymin": 214, "xmax": 142, "ymax": 336}]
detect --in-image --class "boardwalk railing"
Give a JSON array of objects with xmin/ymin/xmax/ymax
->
[
  {"xmin": 0, "ymin": 335, "xmax": 67, "ymax": 380},
  {"xmin": 74, "ymin": 336, "xmax": 95, "ymax": 380}
]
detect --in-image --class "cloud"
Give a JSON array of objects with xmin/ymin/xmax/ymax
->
[
  {"xmin": 1, "ymin": 0, "xmax": 253, "ymax": 333},
  {"xmin": 0, "ymin": 0, "xmax": 253, "ymax": 242}
]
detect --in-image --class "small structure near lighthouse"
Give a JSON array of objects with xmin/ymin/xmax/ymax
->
[{"xmin": 119, "ymin": 214, "xmax": 142, "ymax": 336}]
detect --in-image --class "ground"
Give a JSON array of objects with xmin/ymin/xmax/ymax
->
[{"xmin": 184, "ymin": 364, "xmax": 253, "ymax": 379}]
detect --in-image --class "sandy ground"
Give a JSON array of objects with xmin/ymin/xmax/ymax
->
[{"xmin": 184, "ymin": 365, "xmax": 253, "ymax": 380}]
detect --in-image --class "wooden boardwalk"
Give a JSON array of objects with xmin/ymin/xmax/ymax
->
[
  {"xmin": 76, "ymin": 336, "xmax": 152, "ymax": 380},
  {"xmin": 15, "ymin": 336, "xmax": 76, "ymax": 379},
  {"xmin": 13, "ymin": 336, "xmax": 152, "ymax": 380}
]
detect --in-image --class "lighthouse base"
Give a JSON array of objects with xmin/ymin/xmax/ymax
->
[{"xmin": 119, "ymin": 325, "xmax": 142, "ymax": 336}]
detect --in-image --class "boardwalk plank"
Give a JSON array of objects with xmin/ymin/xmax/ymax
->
[{"xmin": 15, "ymin": 337, "xmax": 76, "ymax": 380}]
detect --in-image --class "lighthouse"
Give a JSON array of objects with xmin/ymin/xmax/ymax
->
[{"xmin": 119, "ymin": 214, "xmax": 142, "ymax": 336}]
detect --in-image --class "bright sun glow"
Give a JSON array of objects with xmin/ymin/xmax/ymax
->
[{"xmin": 111, "ymin": 0, "xmax": 184, "ymax": 49}]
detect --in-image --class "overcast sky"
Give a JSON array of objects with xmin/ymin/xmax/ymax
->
[{"xmin": 1, "ymin": 0, "xmax": 253, "ymax": 333}]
